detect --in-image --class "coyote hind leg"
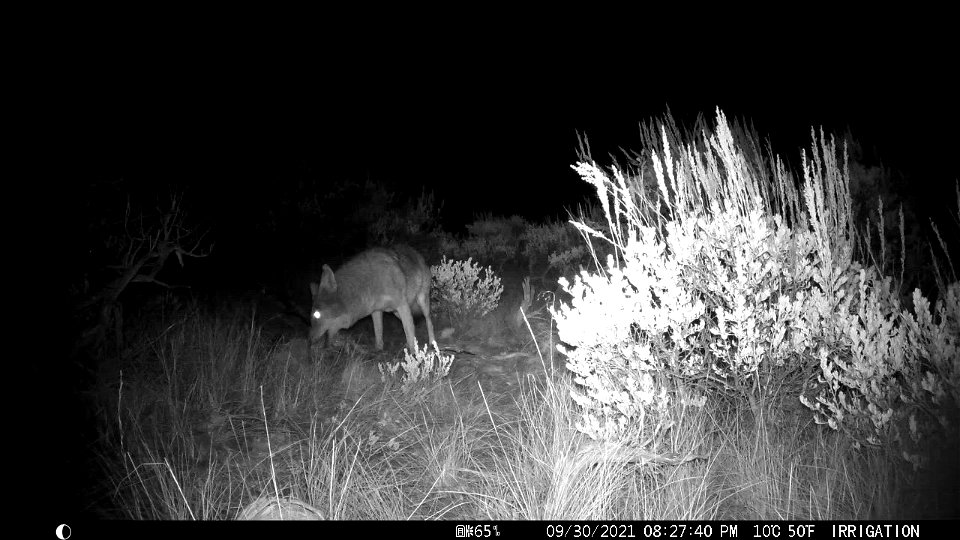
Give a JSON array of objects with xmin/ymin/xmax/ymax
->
[{"xmin": 395, "ymin": 303, "xmax": 419, "ymax": 351}]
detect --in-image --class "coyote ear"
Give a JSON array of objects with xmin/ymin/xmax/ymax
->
[
  {"xmin": 309, "ymin": 282, "xmax": 319, "ymax": 296},
  {"xmin": 319, "ymin": 264, "xmax": 337, "ymax": 290}
]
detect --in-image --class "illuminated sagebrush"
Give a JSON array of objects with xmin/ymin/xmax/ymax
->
[{"xmin": 553, "ymin": 109, "xmax": 958, "ymax": 464}]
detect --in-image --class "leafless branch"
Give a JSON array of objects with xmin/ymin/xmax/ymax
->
[{"xmin": 73, "ymin": 191, "xmax": 213, "ymax": 356}]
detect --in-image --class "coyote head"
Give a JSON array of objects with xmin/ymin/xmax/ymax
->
[{"xmin": 309, "ymin": 264, "xmax": 351, "ymax": 347}]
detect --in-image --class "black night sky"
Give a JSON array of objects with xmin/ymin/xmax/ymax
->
[
  {"xmin": 46, "ymin": 36, "xmax": 958, "ymax": 301},
  {"xmin": 65, "ymin": 78, "xmax": 957, "ymax": 265}
]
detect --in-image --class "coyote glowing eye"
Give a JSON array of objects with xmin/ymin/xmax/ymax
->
[{"xmin": 312, "ymin": 310, "xmax": 322, "ymax": 320}]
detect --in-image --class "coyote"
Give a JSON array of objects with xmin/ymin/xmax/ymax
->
[{"xmin": 309, "ymin": 245, "xmax": 437, "ymax": 351}]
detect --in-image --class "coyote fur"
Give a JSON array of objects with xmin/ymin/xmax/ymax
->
[{"xmin": 309, "ymin": 245, "xmax": 437, "ymax": 351}]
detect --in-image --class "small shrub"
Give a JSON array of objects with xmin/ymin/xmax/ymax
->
[
  {"xmin": 430, "ymin": 256, "xmax": 503, "ymax": 325},
  {"xmin": 378, "ymin": 342, "xmax": 454, "ymax": 395}
]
